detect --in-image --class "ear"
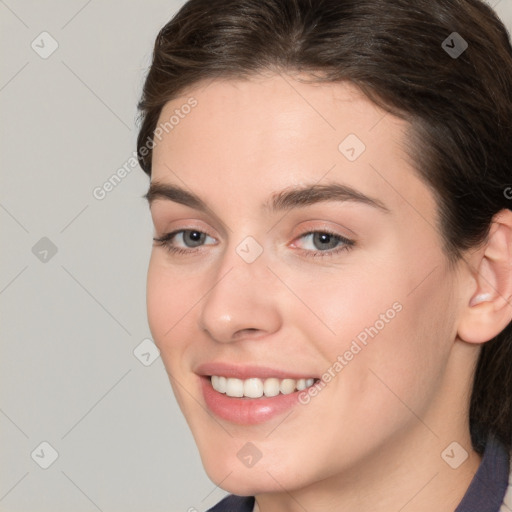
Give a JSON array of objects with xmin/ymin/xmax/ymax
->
[{"xmin": 457, "ymin": 208, "xmax": 512, "ymax": 344}]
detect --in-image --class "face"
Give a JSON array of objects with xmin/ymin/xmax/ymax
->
[{"xmin": 146, "ymin": 74, "xmax": 468, "ymax": 495}]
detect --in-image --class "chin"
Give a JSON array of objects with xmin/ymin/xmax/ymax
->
[
  {"xmin": 205, "ymin": 469, "xmax": 285, "ymax": 496},
  {"xmin": 200, "ymin": 448, "xmax": 312, "ymax": 496}
]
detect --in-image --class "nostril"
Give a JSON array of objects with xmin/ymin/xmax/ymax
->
[{"xmin": 233, "ymin": 328, "xmax": 263, "ymax": 340}]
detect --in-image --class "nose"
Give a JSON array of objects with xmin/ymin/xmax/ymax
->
[{"xmin": 197, "ymin": 243, "xmax": 282, "ymax": 343}]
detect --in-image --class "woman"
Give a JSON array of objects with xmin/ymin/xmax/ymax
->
[{"xmin": 136, "ymin": 0, "xmax": 512, "ymax": 510}]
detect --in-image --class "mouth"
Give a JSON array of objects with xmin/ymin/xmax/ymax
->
[
  {"xmin": 199, "ymin": 374, "xmax": 321, "ymax": 425},
  {"xmin": 208, "ymin": 375, "xmax": 320, "ymax": 399},
  {"xmin": 195, "ymin": 362, "xmax": 322, "ymax": 424}
]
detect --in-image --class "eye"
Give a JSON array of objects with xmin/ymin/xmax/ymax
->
[
  {"xmin": 292, "ymin": 230, "xmax": 355, "ymax": 258},
  {"xmin": 153, "ymin": 229, "xmax": 216, "ymax": 254},
  {"xmin": 153, "ymin": 228, "xmax": 355, "ymax": 259}
]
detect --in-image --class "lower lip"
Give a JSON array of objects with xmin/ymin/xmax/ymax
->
[{"xmin": 200, "ymin": 376, "xmax": 308, "ymax": 425}]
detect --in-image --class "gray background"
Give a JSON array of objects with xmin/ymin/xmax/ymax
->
[{"xmin": 1, "ymin": 1, "xmax": 511, "ymax": 511}]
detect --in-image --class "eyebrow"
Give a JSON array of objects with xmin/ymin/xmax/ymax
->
[{"xmin": 144, "ymin": 180, "xmax": 390, "ymax": 214}]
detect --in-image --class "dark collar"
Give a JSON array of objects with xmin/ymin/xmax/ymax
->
[{"xmin": 455, "ymin": 434, "xmax": 510, "ymax": 512}]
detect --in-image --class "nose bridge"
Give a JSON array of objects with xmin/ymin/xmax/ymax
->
[{"xmin": 198, "ymin": 233, "xmax": 281, "ymax": 342}]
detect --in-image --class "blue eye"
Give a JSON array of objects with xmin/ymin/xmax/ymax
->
[
  {"xmin": 298, "ymin": 232, "xmax": 349, "ymax": 251},
  {"xmin": 153, "ymin": 229, "xmax": 216, "ymax": 255},
  {"xmin": 174, "ymin": 230, "xmax": 209, "ymax": 248},
  {"xmin": 153, "ymin": 229, "xmax": 355, "ymax": 258},
  {"xmin": 293, "ymin": 230, "xmax": 355, "ymax": 258}
]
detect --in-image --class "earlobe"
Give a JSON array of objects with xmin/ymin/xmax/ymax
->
[{"xmin": 457, "ymin": 209, "xmax": 512, "ymax": 344}]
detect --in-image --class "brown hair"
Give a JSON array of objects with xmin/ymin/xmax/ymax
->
[{"xmin": 137, "ymin": 0, "xmax": 512, "ymax": 454}]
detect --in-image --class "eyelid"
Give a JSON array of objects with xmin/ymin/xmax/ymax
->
[
  {"xmin": 153, "ymin": 219, "xmax": 217, "ymax": 239},
  {"xmin": 150, "ymin": 206, "xmax": 229, "ymax": 240},
  {"xmin": 290, "ymin": 219, "xmax": 356, "ymax": 239}
]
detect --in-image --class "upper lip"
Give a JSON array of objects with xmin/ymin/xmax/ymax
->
[{"xmin": 195, "ymin": 362, "xmax": 318, "ymax": 380}]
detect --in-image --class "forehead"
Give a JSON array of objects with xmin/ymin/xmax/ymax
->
[
  {"xmin": 150, "ymin": 74, "xmax": 436, "ymax": 227},
  {"xmin": 154, "ymin": 75, "xmax": 389, "ymax": 162}
]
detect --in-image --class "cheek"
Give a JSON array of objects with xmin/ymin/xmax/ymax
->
[
  {"xmin": 290, "ymin": 254, "xmax": 456, "ymax": 426},
  {"xmin": 283, "ymin": 263, "xmax": 399, "ymax": 352},
  {"xmin": 146, "ymin": 257, "xmax": 169, "ymax": 343},
  {"xmin": 146, "ymin": 254, "xmax": 195, "ymax": 353},
  {"xmin": 340, "ymin": 268, "xmax": 455, "ymax": 424},
  {"xmin": 146, "ymin": 255, "xmax": 201, "ymax": 412}
]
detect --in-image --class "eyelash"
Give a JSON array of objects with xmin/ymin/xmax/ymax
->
[{"xmin": 153, "ymin": 228, "xmax": 355, "ymax": 259}]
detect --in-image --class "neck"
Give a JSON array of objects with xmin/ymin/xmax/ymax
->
[{"xmin": 253, "ymin": 425, "xmax": 482, "ymax": 512}]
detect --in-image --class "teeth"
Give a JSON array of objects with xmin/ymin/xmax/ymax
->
[
  {"xmin": 211, "ymin": 375, "xmax": 227, "ymax": 393},
  {"xmin": 225, "ymin": 377, "xmax": 244, "ymax": 397},
  {"xmin": 280, "ymin": 378, "xmax": 296, "ymax": 395},
  {"xmin": 263, "ymin": 377, "xmax": 280, "ymax": 397},
  {"xmin": 244, "ymin": 378, "xmax": 264, "ymax": 398},
  {"xmin": 210, "ymin": 376, "xmax": 317, "ymax": 398}
]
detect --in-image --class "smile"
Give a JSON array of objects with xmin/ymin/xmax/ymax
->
[{"xmin": 210, "ymin": 375, "xmax": 319, "ymax": 398}]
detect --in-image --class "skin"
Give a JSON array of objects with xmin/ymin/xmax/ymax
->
[{"xmin": 145, "ymin": 73, "xmax": 512, "ymax": 512}]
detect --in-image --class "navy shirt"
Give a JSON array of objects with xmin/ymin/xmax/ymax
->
[{"xmin": 207, "ymin": 435, "xmax": 510, "ymax": 512}]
